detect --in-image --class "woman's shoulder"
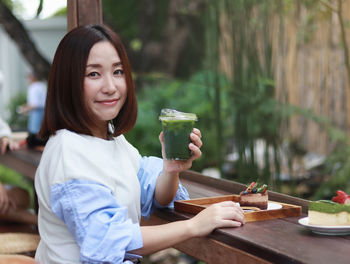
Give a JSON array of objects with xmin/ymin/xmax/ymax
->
[
  {"xmin": 114, "ymin": 134, "xmax": 139, "ymax": 153},
  {"xmin": 45, "ymin": 129, "xmax": 90, "ymax": 153},
  {"xmin": 49, "ymin": 129, "xmax": 81, "ymax": 143},
  {"xmin": 113, "ymin": 134, "xmax": 141, "ymax": 165},
  {"xmin": 41, "ymin": 130, "xmax": 104, "ymax": 177}
]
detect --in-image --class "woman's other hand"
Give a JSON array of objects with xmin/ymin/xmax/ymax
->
[{"xmin": 188, "ymin": 201, "xmax": 246, "ymax": 237}]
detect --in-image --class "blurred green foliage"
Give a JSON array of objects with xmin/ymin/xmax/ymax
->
[
  {"xmin": 102, "ymin": 0, "xmax": 204, "ymax": 79},
  {"xmin": 2, "ymin": 0, "xmax": 347, "ymax": 202},
  {"xmin": 0, "ymin": 164, "xmax": 34, "ymax": 208},
  {"xmin": 102, "ymin": 0, "xmax": 143, "ymax": 40},
  {"xmin": 104, "ymin": 0, "xmax": 350, "ymax": 198},
  {"xmin": 102, "ymin": 0, "xmax": 169, "ymax": 42},
  {"xmin": 307, "ymin": 118, "xmax": 350, "ymax": 200},
  {"xmin": 313, "ymin": 143, "xmax": 350, "ymax": 200},
  {"xmin": 50, "ymin": 6, "xmax": 66, "ymax": 18},
  {"xmin": 7, "ymin": 91, "xmax": 27, "ymax": 131},
  {"xmin": 204, "ymin": 0, "xmax": 285, "ymax": 188},
  {"xmin": 126, "ymin": 71, "xmax": 231, "ymax": 171}
]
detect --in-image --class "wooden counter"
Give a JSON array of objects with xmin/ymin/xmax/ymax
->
[
  {"xmin": 143, "ymin": 171, "xmax": 350, "ymax": 264},
  {"xmin": 1, "ymin": 149, "xmax": 350, "ymax": 264}
]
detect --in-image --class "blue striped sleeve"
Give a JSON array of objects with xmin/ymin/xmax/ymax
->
[
  {"xmin": 50, "ymin": 179, "xmax": 142, "ymax": 263},
  {"xmin": 137, "ymin": 156, "xmax": 190, "ymax": 219}
]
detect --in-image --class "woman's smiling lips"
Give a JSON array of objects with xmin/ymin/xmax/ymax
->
[{"xmin": 97, "ymin": 99, "xmax": 118, "ymax": 106}]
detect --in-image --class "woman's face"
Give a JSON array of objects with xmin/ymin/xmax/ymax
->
[{"xmin": 83, "ymin": 41, "xmax": 127, "ymax": 137}]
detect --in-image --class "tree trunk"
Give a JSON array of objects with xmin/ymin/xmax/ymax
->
[
  {"xmin": 136, "ymin": 0, "xmax": 204, "ymax": 76},
  {"xmin": 0, "ymin": 0, "xmax": 51, "ymax": 81},
  {"xmin": 160, "ymin": 0, "xmax": 204, "ymax": 74},
  {"xmin": 137, "ymin": 0, "xmax": 161, "ymax": 73}
]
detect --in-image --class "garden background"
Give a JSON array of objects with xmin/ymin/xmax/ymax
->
[{"xmin": 1, "ymin": 0, "xmax": 350, "ymax": 203}]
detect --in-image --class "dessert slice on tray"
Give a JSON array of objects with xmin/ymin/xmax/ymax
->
[
  {"xmin": 239, "ymin": 182, "xmax": 268, "ymax": 210},
  {"xmin": 174, "ymin": 180, "xmax": 302, "ymax": 222}
]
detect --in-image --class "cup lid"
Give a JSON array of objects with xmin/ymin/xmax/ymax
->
[{"xmin": 159, "ymin": 109, "xmax": 197, "ymax": 121}]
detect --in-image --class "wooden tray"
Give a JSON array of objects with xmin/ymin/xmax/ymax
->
[{"xmin": 174, "ymin": 195, "xmax": 302, "ymax": 222}]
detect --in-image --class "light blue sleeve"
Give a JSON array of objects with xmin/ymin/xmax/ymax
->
[
  {"xmin": 50, "ymin": 179, "xmax": 143, "ymax": 263},
  {"xmin": 137, "ymin": 156, "xmax": 190, "ymax": 219}
]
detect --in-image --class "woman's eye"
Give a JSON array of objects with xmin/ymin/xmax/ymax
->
[
  {"xmin": 87, "ymin": 72, "xmax": 99, "ymax": 77},
  {"xmin": 114, "ymin": 69, "xmax": 124, "ymax": 75}
]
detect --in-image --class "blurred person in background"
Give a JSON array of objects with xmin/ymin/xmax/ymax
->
[
  {"xmin": 18, "ymin": 70, "xmax": 47, "ymax": 148},
  {"xmin": 0, "ymin": 117, "xmax": 37, "ymax": 225},
  {"xmin": 0, "ymin": 117, "xmax": 19, "ymax": 154}
]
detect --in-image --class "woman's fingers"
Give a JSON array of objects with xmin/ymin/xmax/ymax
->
[
  {"xmin": 224, "ymin": 206, "xmax": 246, "ymax": 224},
  {"xmin": 158, "ymin": 131, "xmax": 164, "ymax": 143},
  {"xmin": 188, "ymin": 143, "xmax": 202, "ymax": 160},
  {"xmin": 217, "ymin": 200, "xmax": 240, "ymax": 207},
  {"xmin": 193, "ymin": 128, "xmax": 202, "ymax": 138},
  {"xmin": 212, "ymin": 201, "xmax": 246, "ymax": 224},
  {"xmin": 190, "ymin": 129, "xmax": 202, "ymax": 148},
  {"xmin": 190, "ymin": 201, "xmax": 246, "ymax": 237},
  {"xmin": 221, "ymin": 219, "xmax": 243, "ymax": 227},
  {"xmin": 187, "ymin": 128, "xmax": 203, "ymax": 162}
]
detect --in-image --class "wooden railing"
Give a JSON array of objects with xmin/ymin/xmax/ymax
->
[{"xmin": 1, "ymin": 149, "xmax": 350, "ymax": 264}]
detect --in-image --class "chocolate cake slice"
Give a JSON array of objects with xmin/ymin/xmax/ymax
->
[{"xmin": 239, "ymin": 182, "xmax": 268, "ymax": 210}]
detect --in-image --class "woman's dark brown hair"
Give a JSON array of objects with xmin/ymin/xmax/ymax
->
[{"xmin": 39, "ymin": 24, "xmax": 137, "ymax": 139}]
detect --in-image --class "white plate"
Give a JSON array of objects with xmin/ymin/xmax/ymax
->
[
  {"xmin": 298, "ymin": 217, "xmax": 350, "ymax": 236},
  {"xmin": 267, "ymin": 202, "xmax": 283, "ymax": 210},
  {"xmin": 242, "ymin": 202, "xmax": 282, "ymax": 212}
]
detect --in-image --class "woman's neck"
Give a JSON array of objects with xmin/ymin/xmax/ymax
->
[{"xmin": 91, "ymin": 124, "xmax": 109, "ymax": 140}]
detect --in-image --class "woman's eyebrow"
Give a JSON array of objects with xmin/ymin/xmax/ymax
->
[
  {"xmin": 86, "ymin": 63, "xmax": 102, "ymax": 68},
  {"xmin": 113, "ymin": 61, "xmax": 122, "ymax": 67},
  {"xmin": 86, "ymin": 61, "xmax": 122, "ymax": 68}
]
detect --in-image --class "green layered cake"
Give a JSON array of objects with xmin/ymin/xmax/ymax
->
[{"xmin": 308, "ymin": 199, "xmax": 350, "ymax": 226}]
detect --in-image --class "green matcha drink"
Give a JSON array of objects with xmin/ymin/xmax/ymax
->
[{"xmin": 159, "ymin": 109, "xmax": 198, "ymax": 160}]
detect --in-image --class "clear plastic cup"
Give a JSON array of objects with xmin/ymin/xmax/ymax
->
[{"xmin": 159, "ymin": 109, "xmax": 198, "ymax": 160}]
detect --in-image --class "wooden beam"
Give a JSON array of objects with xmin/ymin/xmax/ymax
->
[{"xmin": 67, "ymin": 0, "xmax": 103, "ymax": 31}]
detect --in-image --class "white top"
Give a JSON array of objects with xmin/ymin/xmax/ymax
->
[
  {"xmin": 35, "ymin": 129, "xmax": 188, "ymax": 263},
  {"xmin": 0, "ymin": 117, "xmax": 11, "ymax": 138}
]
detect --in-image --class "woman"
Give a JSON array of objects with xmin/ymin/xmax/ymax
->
[{"xmin": 35, "ymin": 24, "xmax": 245, "ymax": 263}]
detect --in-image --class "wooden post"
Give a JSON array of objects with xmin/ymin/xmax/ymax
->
[{"xmin": 67, "ymin": 0, "xmax": 103, "ymax": 31}]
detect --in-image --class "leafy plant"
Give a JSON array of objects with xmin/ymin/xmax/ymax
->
[
  {"xmin": 310, "ymin": 123, "xmax": 350, "ymax": 200},
  {"xmin": 0, "ymin": 165, "xmax": 34, "ymax": 208},
  {"xmin": 203, "ymin": 0, "xmax": 285, "ymax": 189},
  {"xmin": 312, "ymin": 142, "xmax": 350, "ymax": 200},
  {"xmin": 126, "ymin": 71, "xmax": 231, "ymax": 171},
  {"xmin": 7, "ymin": 91, "xmax": 27, "ymax": 131}
]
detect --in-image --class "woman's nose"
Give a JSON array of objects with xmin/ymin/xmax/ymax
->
[{"xmin": 102, "ymin": 75, "xmax": 117, "ymax": 94}]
